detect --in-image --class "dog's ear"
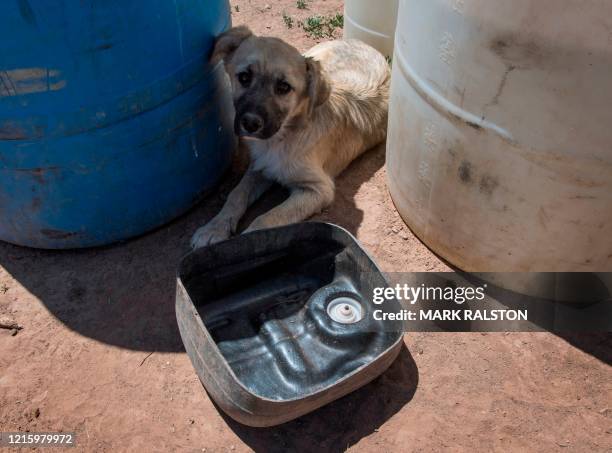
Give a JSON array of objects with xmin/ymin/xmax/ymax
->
[
  {"xmin": 211, "ymin": 26, "xmax": 253, "ymax": 65},
  {"xmin": 306, "ymin": 57, "xmax": 331, "ymax": 116}
]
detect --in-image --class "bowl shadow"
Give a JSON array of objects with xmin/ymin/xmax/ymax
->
[{"xmin": 216, "ymin": 345, "xmax": 418, "ymax": 453}]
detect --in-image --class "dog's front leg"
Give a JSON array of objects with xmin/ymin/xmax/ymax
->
[
  {"xmin": 191, "ymin": 167, "xmax": 272, "ymax": 248},
  {"xmin": 244, "ymin": 179, "xmax": 334, "ymax": 232}
]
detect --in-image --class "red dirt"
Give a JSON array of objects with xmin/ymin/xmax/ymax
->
[{"xmin": 0, "ymin": 1, "xmax": 610, "ymax": 452}]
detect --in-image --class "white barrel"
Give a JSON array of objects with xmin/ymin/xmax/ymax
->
[
  {"xmin": 343, "ymin": 0, "xmax": 399, "ymax": 58},
  {"xmin": 387, "ymin": 0, "xmax": 612, "ymax": 272}
]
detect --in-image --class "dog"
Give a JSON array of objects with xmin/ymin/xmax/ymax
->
[{"xmin": 191, "ymin": 26, "xmax": 390, "ymax": 249}]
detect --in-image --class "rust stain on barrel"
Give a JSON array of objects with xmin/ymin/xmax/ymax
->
[{"xmin": 13, "ymin": 167, "xmax": 61, "ymax": 184}]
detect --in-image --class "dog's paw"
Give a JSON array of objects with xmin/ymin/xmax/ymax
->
[{"xmin": 190, "ymin": 220, "xmax": 231, "ymax": 249}]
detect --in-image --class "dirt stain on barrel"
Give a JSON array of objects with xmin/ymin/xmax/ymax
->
[
  {"xmin": 479, "ymin": 174, "xmax": 499, "ymax": 195},
  {"xmin": 18, "ymin": 0, "xmax": 38, "ymax": 26},
  {"xmin": 488, "ymin": 65, "xmax": 516, "ymax": 108},
  {"xmin": 490, "ymin": 34, "xmax": 554, "ymax": 70},
  {"xmin": 40, "ymin": 229, "xmax": 79, "ymax": 240},
  {"xmin": 458, "ymin": 160, "xmax": 473, "ymax": 184},
  {"xmin": 448, "ymin": 111, "xmax": 483, "ymax": 132},
  {"xmin": 91, "ymin": 43, "xmax": 114, "ymax": 52},
  {"xmin": 0, "ymin": 123, "xmax": 28, "ymax": 140},
  {"xmin": 14, "ymin": 166, "xmax": 61, "ymax": 184},
  {"xmin": 30, "ymin": 196, "xmax": 41, "ymax": 211}
]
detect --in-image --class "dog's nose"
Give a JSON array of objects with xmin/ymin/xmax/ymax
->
[{"xmin": 240, "ymin": 113, "xmax": 263, "ymax": 135}]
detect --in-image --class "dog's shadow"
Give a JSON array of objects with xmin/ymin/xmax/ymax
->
[
  {"xmin": 216, "ymin": 345, "xmax": 418, "ymax": 453},
  {"xmin": 0, "ymin": 141, "xmax": 384, "ymax": 353}
]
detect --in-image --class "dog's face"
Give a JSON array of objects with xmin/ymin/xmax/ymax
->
[{"xmin": 211, "ymin": 27, "xmax": 330, "ymax": 140}]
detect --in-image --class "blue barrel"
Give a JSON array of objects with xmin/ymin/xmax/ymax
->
[{"xmin": 0, "ymin": 0, "xmax": 235, "ymax": 248}]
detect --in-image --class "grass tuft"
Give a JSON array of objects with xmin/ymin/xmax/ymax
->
[
  {"xmin": 302, "ymin": 14, "xmax": 344, "ymax": 38},
  {"xmin": 328, "ymin": 13, "xmax": 344, "ymax": 29},
  {"xmin": 282, "ymin": 12, "xmax": 294, "ymax": 29}
]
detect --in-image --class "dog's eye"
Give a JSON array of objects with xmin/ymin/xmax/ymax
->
[
  {"xmin": 237, "ymin": 71, "xmax": 252, "ymax": 87},
  {"xmin": 276, "ymin": 80, "xmax": 292, "ymax": 95}
]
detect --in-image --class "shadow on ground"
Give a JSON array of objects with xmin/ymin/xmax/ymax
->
[
  {"xmin": 218, "ymin": 345, "xmax": 418, "ymax": 453},
  {"xmin": 559, "ymin": 333, "xmax": 612, "ymax": 365},
  {"xmin": 0, "ymin": 144, "xmax": 384, "ymax": 352}
]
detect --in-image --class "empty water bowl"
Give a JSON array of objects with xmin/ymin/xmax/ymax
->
[{"xmin": 176, "ymin": 222, "xmax": 404, "ymax": 427}]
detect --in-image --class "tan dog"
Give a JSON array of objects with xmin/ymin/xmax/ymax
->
[{"xmin": 191, "ymin": 26, "xmax": 390, "ymax": 248}]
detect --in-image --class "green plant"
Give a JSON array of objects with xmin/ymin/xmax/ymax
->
[
  {"xmin": 328, "ymin": 13, "xmax": 344, "ymax": 30},
  {"xmin": 283, "ymin": 12, "xmax": 294, "ymax": 29},
  {"xmin": 296, "ymin": 0, "xmax": 308, "ymax": 9},
  {"xmin": 302, "ymin": 14, "xmax": 344, "ymax": 38},
  {"xmin": 303, "ymin": 15, "xmax": 325, "ymax": 38}
]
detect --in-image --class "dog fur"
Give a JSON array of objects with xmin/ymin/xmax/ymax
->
[{"xmin": 191, "ymin": 26, "xmax": 390, "ymax": 248}]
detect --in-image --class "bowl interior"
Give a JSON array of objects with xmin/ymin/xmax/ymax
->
[{"xmin": 180, "ymin": 224, "xmax": 403, "ymax": 401}]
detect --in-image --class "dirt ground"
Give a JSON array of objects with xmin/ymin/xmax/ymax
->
[{"xmin": 1, "ymin": 1, "xmax": 611, "ymax": 452}]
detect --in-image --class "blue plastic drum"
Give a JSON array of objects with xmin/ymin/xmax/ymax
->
[{"xmin": 0, "ymin": 0, "xmax": 235, "ymax": 248}]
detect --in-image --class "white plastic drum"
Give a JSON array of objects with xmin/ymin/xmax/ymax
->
[
  {"xmin": 344, "ymin": 0, "xmax": 399, "ymax": 58},
  {"xmin": 386, "ymin": 0, "xmax": 612, "ymax": 271}
]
